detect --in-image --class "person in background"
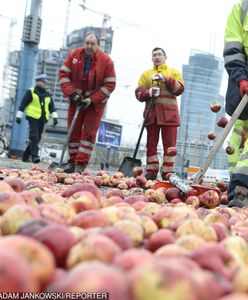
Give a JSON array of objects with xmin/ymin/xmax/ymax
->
[
  {"xmin": 224, "ymin": 0, "xmax": 248, "ymax": 207},
  {"xmin": 58, "ymin": 33, "xmax": 116, "ymax": 174},
  {"xmin": 135, "ymin": 47, "xmax": 184, "ymax": 180},
  {"xmin": 15, "ymin": 74, "xmax": 58, "ymax": 163}
]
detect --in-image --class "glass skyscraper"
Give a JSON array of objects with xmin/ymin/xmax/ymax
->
[{"xmin": 176, "ymin": 49, "xmax": 228, "ymax": 173}]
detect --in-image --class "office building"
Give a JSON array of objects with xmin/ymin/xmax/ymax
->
[{"xmin": 176, "ymin": 49, "xmax": 228, "ymax": 173}]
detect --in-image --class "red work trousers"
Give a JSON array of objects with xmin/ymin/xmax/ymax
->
[
  {"xmin": 67, "ymin": 105, "xmax": 102, "ymax": 165},
  {"xmin": 146, "ymin": 123, "xmax": 177, "ymax": 177}
]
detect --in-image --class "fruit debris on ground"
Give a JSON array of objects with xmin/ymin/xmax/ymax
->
[{"xmin": 0, "ymin": 165, "xmax": 247, "ymax": 300}]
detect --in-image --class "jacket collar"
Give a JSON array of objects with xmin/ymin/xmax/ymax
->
[{"xmin": 153, "ymin": 64, "xmax": 168, "ymax": 72}]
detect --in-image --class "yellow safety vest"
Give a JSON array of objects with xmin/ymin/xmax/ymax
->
[{"xmin": 25, "ymin": 88, "xmax": 51, "ymax": 120}]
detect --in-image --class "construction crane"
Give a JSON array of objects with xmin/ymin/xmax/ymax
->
[
  {"xmin": 79, "ymin": 2, "xmax": 111, "ymax": 52},
  {"xmin": 62, "ymin": 0, "xmax": 72, "ymax": 48},
  {"xmin": 63, "ymin": 0, "xmax": 111, "ymax": 52}
]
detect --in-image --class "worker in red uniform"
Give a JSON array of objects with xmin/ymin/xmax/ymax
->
[
  {"xmin": 58, "ymin": 33, "xmax": 116, "ymax": 173},
  {"xmin": 135, "ymin": 47, "xmax": 184, "ymax": 180}
]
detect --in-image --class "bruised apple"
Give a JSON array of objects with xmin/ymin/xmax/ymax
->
[
  {"xmin": 199, "ymin": 190, "xmax": 220, "ymax": 208},
  {"xmin": 3, "ymin": 176, "xmax": 26, "ymax": 192},
  {"xmin": 66, "ymin": 234, "xmax": 121, "ymax": 268},
  {"xmin": 33, "ymin": 224, "xmax": 77, "ymax": 268}
]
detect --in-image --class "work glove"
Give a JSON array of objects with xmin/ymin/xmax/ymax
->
[
  {"xmin": 15, "ymin": 110, "xmax": 23, "ymax": 124},
  {"xmin": 149, "ymin": 87, "xmax": 160, "ymax": 98},
  {"xmin": 16, "ymin": 117, "xmax": 21, "ymax": 124},
  {"xmin": 70, "ymin": 93, "xmax": 82, "ymax": 106},
  {"xmin": 152, "ymin": 74, "xmax": 176, "ymax": 89},
  {"xmin": 53, "ymin": 118, "xmax": 58, "ymax": 126},
  {"xmin": 80, "ymin": 97, "xmax": 91, "ymax": 109},
  {"xmin": 239, "ymin": 80, "xmax": 248, "ymax": 96},
  {"xmin": 152, "ymin": 73, "xmax": 165, "ymax": 82}
]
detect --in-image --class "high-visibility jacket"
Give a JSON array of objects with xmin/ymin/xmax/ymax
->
[
  {"xmin": 25, "ymin": 88, "xmax": 51, "ymax": 120},
  {"xmin": 225, "ymin": 0, "xmax": 248, "ymax": 200},
  {"xmin": 228, "ymin": 120, "xmax": 247, "ymax": 175},
  {"xmin": 224, "ymin": 0, "xmax": 248, "ymax": 119},
  {"xmin": 58, "ymin": 47, "xmax": 116, "ymax": 114},
  {"xmin": 135, "ymin": 64, "xmax": 184, "ymax": 126}
]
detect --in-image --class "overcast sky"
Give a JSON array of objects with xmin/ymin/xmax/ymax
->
[{"xmin": 0, "ymin": 0, "xmax": 236, "ymax": 144}]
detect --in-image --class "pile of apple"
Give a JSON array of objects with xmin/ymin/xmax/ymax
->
[{"xmin": 1, "ymin": 165, "xmax": 248, "ymax": 299}]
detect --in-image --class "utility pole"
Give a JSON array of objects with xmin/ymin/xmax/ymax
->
[{"xmin": 9, "ymin": 0, "xmax": 43, "ymax": 157}]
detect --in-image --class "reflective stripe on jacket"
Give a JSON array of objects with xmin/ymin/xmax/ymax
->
[
  {"xmin": 224, "ymin": 0, "xmax": 248, "ymax": 119},
  {"xmin": 135, "ymin": 64, "xmax": 184, "ymax": 126},
  {"xmin": 25, "ymin": 88, "xmax": 51, "ymax": 120}
]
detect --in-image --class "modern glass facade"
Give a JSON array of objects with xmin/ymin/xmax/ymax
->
[{"xmin": 176, "ymin": 49, "xmax": 228, "ymax": 172}]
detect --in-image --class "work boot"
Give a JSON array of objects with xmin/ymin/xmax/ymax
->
[
  {"xmin": 228, "ymin": 186, "xmax": 248, "ymax": 208},
  {"xmin": 75, "ymin": 163, "xmax": 85, "ymax": 174},
  {"xmin": 161, "ymin": 172, "xmax": 174, "ymax": 181},
  {"xmin": 22, "ymin": 156, "xmax": 30, "ymax": 163},
  {"xmin": 22, "ymin": 144, "xmax": 31, "ymax": 162},
  {"xmin": 145, "ymin": 173, "xmax": 157, "ymax": 180},
  {"xmin": 63, "ymin": 161, "xmax": 75, "ymax": 173},
  {"xmin": 32, "ymin": 157, "xmax": 40, "ymax": 163}
]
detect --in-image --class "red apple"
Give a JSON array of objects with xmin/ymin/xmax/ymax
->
[
  {"xmin": 68, "ymin": 210, "xmax": 111, "ymax": 229},
  {"xmin": 170, "ymin": 198, "xmax": 183, "ymax": 204},
  {"xmin": 146, "ymin": 228, "xmax": 176, "ymax": 252},
  {"xmin": 0, "ymin": 248, "xmax": 39, "ymax": 292},
  {"xmin": 210, "ymin": 102, "xmax": 221, "ymax": 113},
  {"xmin": 33, "ymin": 224, "xmax": 77, "ymax": 268},
  {"xmin": 185, "ymin": 195, "xmax": 200, "ymax": 208},
  {"xmin": 217, "ymin": 116, "xmax": 228, "ymax": 128},
  {"xmin": 133, "ymin": 166, "xmax": 143, "ymax": 177},
  {"xmin": 199, "ymin": 190, "xmax": 220, "ymax": 208},
  {"xmin": 3, "ymin": 176, "xmax": 26, "ymax": 192},
  {"xmin": 113, "ymin": 248, "xmax": 155, "ymax": 271},
  {"xmin": 217, "ymin": 181, "xmax": 228, "ymax": 192},
  {"xmin": 165, "ymin": 187, "xmax": 182, "ymax": 202},
  {"xmin": 50, "ymin": 261, "xmax": 129, "ymax": 300},
  {"xmin": 99, "ymin": 226, "xmax": 133, "ymax": 250},
  {"xmin": 136, "ymin": 175, "xmax": 147, "ymax": 188},
  {"xmin": 226, "ymin": 146, "xmax": 235, "ymax": 155},
  {"xmin": 220, "ymin": 194, "xmax": 229, "ymax": 205},
  {"xmin": 207, "ymin": 131, "xmax": 216, "ymax": 140}
]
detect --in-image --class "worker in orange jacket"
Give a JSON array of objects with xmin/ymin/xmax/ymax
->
[
  {"xmin": 58, "ymin": 33, "xmax": 116, "ymax": 173},
  {"xmin": 135, "ymin": 47, "xmax": 184, "ymax": 180}
]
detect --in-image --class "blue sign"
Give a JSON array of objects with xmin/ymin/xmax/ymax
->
[{"xmin": 97, "ymin": 120, "xmax": 122, "ymax": 148}]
